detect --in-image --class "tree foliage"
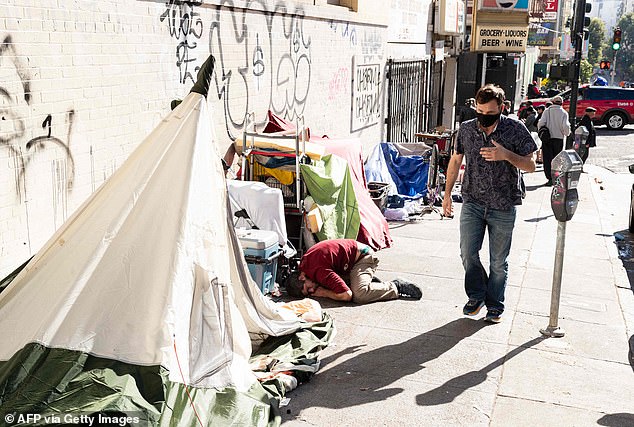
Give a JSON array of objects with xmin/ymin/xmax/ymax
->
[
  {"xmin": 615, "ymin": 13, "xmax": 634, "ymax": 82},
  {"xmin": 588, "ymin": 18, "xmax": 607, "ymax": 66},
  {"xmin": 580, "ymin": 59, "xmax": 593, "ymax": 82}
]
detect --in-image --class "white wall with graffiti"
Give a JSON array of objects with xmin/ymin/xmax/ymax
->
[{"xmin": 0, "ymin": 0, "xmax": 388, "ymax": 277}]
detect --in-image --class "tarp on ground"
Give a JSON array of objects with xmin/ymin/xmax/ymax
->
[
  {"xmin": 0, "ymin": 73, "xmax": 332, "ymax": 425},
  {"xmin": 300, "ymin": 154, "xmax": 360, "ymax": 242},
  {"xmin": 313, "ymin": 137, "xmax": 392, "ymax": 250},
  {"xmin": 365, "ymin": 142, "xmax": 430, "ymax": 199}
]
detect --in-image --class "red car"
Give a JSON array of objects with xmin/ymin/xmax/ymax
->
[{"xmin": 528, "ymin": 85, "xmax": 634, "ymax": 130}]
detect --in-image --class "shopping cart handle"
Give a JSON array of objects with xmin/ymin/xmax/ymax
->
[{"xmin": 244, "ymin": 250, "xmax": 282, "ymax": 265}]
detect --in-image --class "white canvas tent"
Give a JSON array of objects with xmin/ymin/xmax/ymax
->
[{"xmin": 0, "ymin": 58, "xmax": 310, "ymax": 425}]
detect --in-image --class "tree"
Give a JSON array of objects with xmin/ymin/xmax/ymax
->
[
  {"xmin": 588, "ymin": 18, "xmax": 607, "ymax": 66},
  {"xmin": 614, "ymin": 13, "xmax": 634, "ymax": 82},
  {"xmin": 580, "ymin": 59, "xmax": 593, "ymax": 83}
]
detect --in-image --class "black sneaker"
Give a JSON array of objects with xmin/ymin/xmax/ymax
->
[
  {"xmin": 393, "ymin": 279, "xmax": 422, "ymax": 300},
  {"xmin": 485, "ymin": 309, "xmax": 503, "ymax": 323},
  {"xmin": 463, "ymin": 299, "xmax": 485, "ymax": 316}
]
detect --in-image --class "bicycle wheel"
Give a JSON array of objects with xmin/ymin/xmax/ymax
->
[{"xmin": 427, "ymin": 144, "xmax": 440, "ymax": 193}]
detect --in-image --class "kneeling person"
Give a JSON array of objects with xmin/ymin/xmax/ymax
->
[{"xmin": 285, "ymin": 239, "xmax": 421, "ymax": 303}]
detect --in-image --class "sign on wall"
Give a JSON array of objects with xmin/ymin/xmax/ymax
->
[
  {"xmin": 543, "ymin": 0, "xmax": 559, "ymax": 21},
  {"xmin": 478, "ymin": 0, "xmax": 529, "ymax": 11},
  {"xmin": 473, "ymin": 25, "xmax": 528, "ymax": 52},
  {"xmin": 351, "ymin": 59, "xmax": 381, "ymax": 132},
  {"xmin": 528, "ymin": 22, "xmax": 557, "ymax": 47},
  {"xmin": 436, "ymin": 0, "xmax": 465, "ymax": 35}
]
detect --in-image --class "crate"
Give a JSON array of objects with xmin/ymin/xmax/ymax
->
[
  {"xmin": 250, "ymin": 161, "xmax": 301, "ymax": 208},
  {"xmin": 236, "ymin": 229, "xmax": 281, "ymax": 295},
  {"xmin": 368, "ymin": 181, "xmax": 389, "ymax": 212}
]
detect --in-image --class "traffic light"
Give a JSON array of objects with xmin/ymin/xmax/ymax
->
[
  {"xmin": 600, "ymin": 60, "xmax": 611, "ymax": 70},
  {"xmin": 571, "ymin": 0, "xmax": 592, "ymax": 46},
  {"xmin": 613, "ymin": 27, "xmax": 622, "ymax": 50}
]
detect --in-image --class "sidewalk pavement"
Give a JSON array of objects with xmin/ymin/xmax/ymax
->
[{"xmin": 281, "ymin": 164, "xmax": 634, "ymax": 426}]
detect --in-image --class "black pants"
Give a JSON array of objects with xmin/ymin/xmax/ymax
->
[
  {"xmin": 579, "ymin": 144, "xmax": 589, "ymax": 163},
  {"xmin": 542, "ymin": 138, "xmax": 563, "ymax": 181}
]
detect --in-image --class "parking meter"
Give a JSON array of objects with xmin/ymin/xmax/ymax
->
[
  {"xmin": 573, "ymin": 125, "xmax": 589, "ymax": 157},
  {"xmin": 550, "ymin": 150, "xmax": 583, "ymax": 222}
]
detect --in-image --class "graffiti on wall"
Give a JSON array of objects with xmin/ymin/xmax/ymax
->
[
  {"xmin": 361, "ymin": 28, "xmax": 383, "ymax": 56},
  {"xmin": 160, "ymin": 0, "xmax": 204, "ymax": 85},
  {"xmin": 351, "ymin": 59, "xmax": 381, "ymax": 132},
  {"xmin": 328, "ymin": 20, "xmax": 357, "ymax": 47},
  {"xmin": 0, "ymin": 35, "xmax": 75, "ymax": 201},
  {"xmin": 208, "ymin": 2, "xmax": 312, "ymax": 139},
  {"xmin": 328, "ymin": 67, "xmax": 349, "ymax": 101}
]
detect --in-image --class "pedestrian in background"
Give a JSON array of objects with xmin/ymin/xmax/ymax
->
[
  {"xmin": 537, "ymin": 95, "xmax": 570, "ymax": 186},
  {"xmin": 502, "ymin": 100, "xmax": 512, "ymax": 116},
  {"xmin": 519, "ymin": 101, "xmax": 533, "ymax": 121},
  {"xmin": 523, "ymin": 106, "xmax": 538, "ymax": 132},
  {"xmin": 442, "ymin": 84, "xmax": 537, "ymax": 323},
  {"xmin": 577, "ymin": 106, "xmax": 597, "ymax": 164},
  {"xmin": 459, "ymin": 98, "xmax": 477, "ymax": 123},
  {"xmin": 534, "ymin": 105, "xmax": 546, "ymax": 164}
]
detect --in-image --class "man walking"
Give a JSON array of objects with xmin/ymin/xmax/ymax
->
[
  {"xmin": 442, "ymin": 84, "xmax": 537, "ymax": 323},
  {"xmin": 537, "ymin": 95, "xmax": 571, "ymax": 186}
]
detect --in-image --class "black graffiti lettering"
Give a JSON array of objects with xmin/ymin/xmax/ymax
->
[
  {"xmin": 0, "ymin": 36, "xmax": 76, "ymax": 201},
  {"xmin": 356, "ymin": 94, "xmax": 379, "ymax": 119},
  {"xmin": 160, "ymin": 0, "xmax": 203, "ymax": 84},
  {"xmin": 42, "ymin": 114, "xmax": 52, "ymax": 138},
  {"xmin": 208, "ymin": 3, "xmax": 312, "ymax": 140}
]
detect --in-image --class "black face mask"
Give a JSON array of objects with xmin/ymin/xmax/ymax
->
[{"xmin": 476, "ymin": 112, "xmax": 501, "ymax": 128}]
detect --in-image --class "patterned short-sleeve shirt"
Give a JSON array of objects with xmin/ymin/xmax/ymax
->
[{"xmin": 456, "ymin": 115, "xmax": 537, "ymax": 210}]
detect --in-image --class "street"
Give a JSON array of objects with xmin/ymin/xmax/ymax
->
[{"xmin": 586, "ymin": 124, "xmax": 634, "ymax": 173}]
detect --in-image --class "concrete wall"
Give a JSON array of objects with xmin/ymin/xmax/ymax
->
[{"xmin": 0, "ymin": 0, "xmax": 389, "ymax": 277}]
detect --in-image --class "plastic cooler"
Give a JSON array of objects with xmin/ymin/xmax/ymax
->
[{"xmin": 236, "ymin": 228, "xmax": 281, "ymax": 295}]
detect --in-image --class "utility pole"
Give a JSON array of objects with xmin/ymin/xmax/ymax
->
[
  {"xmin": 566, "ymin": 0, "xmax": 590, "ymax": 149},
  {"xmin": 610, "ymin": 50, "xmax": 618, "ymax": 86}
]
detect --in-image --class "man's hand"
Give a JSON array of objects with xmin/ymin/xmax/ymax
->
[
  {"xmin": 442, "ymin": 194, "xmax": 454, "ymax": 219},
  {"xmin": 480, "ymin": 140, "xmax": 510, "ymax": 162},
  {"xmin": 311, "ymin": 286, "xmax": 353, "ymax": 302},
  {"xmin": 311, "ymin": 286, "xmax": 327, "ymax": 297}
]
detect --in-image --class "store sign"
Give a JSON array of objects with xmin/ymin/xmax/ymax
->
[
  {"xmin": 543, "ymin": 0, "xmax": 559, "ymax": 20},
  {"xmin": 437, "ymin": 0, "xmax": 464, "ymax": 35},
  {"xmin": 474, "ymin": 25, "xmax": 529, "ymax": 52},
  {"xmin": 351, "ymin": 60, "xmax": 381, "ymax": 132},
  {"xmin": 528, "ymin": 22, "xmax": 556, "ymax": 47}
]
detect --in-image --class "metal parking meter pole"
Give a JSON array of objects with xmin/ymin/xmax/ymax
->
[
  {"xmin": 540, "ymin": 150, "xmax": 583, "ymax": 338},
  {"xmin": 541, "ymin": 221, "xmax": 567, "ymax": 337}
]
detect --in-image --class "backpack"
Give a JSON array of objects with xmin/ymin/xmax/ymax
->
[{"xmin": 538, "ymin": 126, "xmax": 551, "ymax": 144}]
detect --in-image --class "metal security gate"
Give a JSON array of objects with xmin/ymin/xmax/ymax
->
[
  {"xmin": 385, "ymin": 59, "xmax": 430, "ymax": 143},
  {"xmin": 428, "ymin": 60, "xmax": 444, "ymax": 132}
]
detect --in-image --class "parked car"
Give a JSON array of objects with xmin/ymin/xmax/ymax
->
[
  {"xmin": 630, "ymin": 164, "xmax": 634, "ymax": 233},
  {"xmin": 528, "ymin": 85, "xmax": 634, "ymax": 130}
]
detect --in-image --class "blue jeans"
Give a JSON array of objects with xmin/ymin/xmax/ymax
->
[{"xmin": 459, "ymin": 202, "xmax": 516, "ymax": 312}]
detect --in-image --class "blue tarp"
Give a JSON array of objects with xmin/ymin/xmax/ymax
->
[{"xmin": 365, "ymin": 142, "xmax": 429, "ymax": 199}]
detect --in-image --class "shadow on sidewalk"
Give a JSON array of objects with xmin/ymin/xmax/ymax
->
[
  {"xmin": 289, "ymin": 318, "xmax": 488, "ymax": 410},
  {"xmin": 416, "ymin": 336, "xmax": 545, "ymax": 406},
  {"xmin": 597, "ymin": 412, "xmax": 634, "ymax": 426},
  {"xmin": 614, "ymin": 229, "xmax": 634, "ymax": 292}
]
